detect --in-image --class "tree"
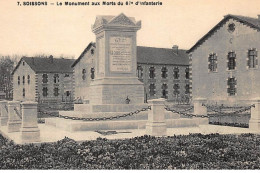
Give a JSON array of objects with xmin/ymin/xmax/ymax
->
[{"xmin": 0, "ymin": 56, "xmax": 15, "ymax": 99}]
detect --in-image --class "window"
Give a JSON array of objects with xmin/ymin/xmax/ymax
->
[
  {"xmin": 227, "ymin": 77, "xmax": 237, "ymax": 96},
  {"xmin": 185, "ymin": 84, "xmax": 190, "ymax": 94},
  {"xmin": 161, "ymin": 84, "xmax": 168, "ymax": 98},
  {"xmin": 82, "ymin": 69, "xmax": 86, "ymax": 80},
  {"xmin": 173, "ymin": 67, "xmax": 179, "ymax": 79},
  {"xmin": 54, "ymin": 74, "xmax": 59, "ymax": 83},
  {"xmin": 149, "ymin": 67, "xmax": 155, "ymax": 79},
  {"xmin": 161, "ymin": 66, "xmax": 167, "ymax": 79},
  {"xmin": 248, "ymin": 49, "xmax": 258, "ymax": 68},
  {"xmin": 208, "ymin": 53, "xmax": 217, "ymax": 72},
  {"xmin": 137, "ymin": 65, "xmax": 143, "ymax": 79},
  {"xmin": 185, "ymin": 67, "xmax": 190, "ymax": 79},
  {"xmin": 227, "ymin": 52, "xmax": 236, "ymax": 70},
  {"xmin": 66, "ymin": 91, "xmax": 71, "ymax": 97},
  {"xmin": 22, "ymin": 88, "xmax": 25, "ymax": 97},
  {"xmin": 22, "ymin": 61, "xmax": 25, "ymax": 66},
  {"xmin": 18, "ymin": 76, "xmax": 20, "ymax": 85},
  {"xmin": 91, "ymin": 68, "xmax": 95, "ymax": 79},
  {"xmin": 173, "ymin": 84, "xmax": 180, "ymax": 96},
  {"xmin": 149, "ymin": 84, "xmax": 156, "ymax": 96},
  {"xmin": 91, "ymin": 49, "xmax": 94, "ymax": 55},
  {"xmin": 22, "ymin": 76, "xmax": 25, "ymax": 85},
  {"xmin": 64, "ymin": 74, "xmax": 70, "ymax": 77},
  {"xmin": 42, "ymin": 74, "xmax": 48, "ymax": 83},
  {"xmin": 27, "ymin": 75, "xmax": 30, "ymax": 84},
  {"xmin": 228, "ymin": 23, "xmax": 235, "ymax": 32},
  {"xmin": 54, "ymin": 87, "xmax": 59, "ymax": 97},
  {"xmin": 43, "ymin": 87, "xmax": 48, "ymax": 97}
]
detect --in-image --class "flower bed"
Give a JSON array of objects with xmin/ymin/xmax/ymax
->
[{"xmin": 0, "ymin": 133, "xmax": 260, "ymax": 169}]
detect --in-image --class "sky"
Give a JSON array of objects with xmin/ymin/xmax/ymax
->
[{"xmin": 0, "ymin": 0, "xmax": 260, "ymax": 58}]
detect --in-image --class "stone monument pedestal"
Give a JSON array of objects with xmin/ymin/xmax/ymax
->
[
  {"xmin": 7, "ymin": 101, "xmax": 21, "ymax": 133},
  {"xmin": 21, "ymin": 101, "xmax": 40, "ymax": 143},
  {"xmin": 249, "ymin": 98, "xmax": 260, "ymax": 133},
  {"xmin": 146, "ymin": 98, "xmax": 167, "ymax": 136},
  {"xmin": 0, "ymin": 100, "xmax": 8, "ymax": 126}
]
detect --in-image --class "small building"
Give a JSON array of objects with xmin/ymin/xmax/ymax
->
[
  {"xmin": 187, "ymin": 14, "xmax": 260, "ymax": 105},
  {"xmin": 72, "ymin": 42, "xmax": 190, "ymax": 103},
  {"xmin": 12, "ymin": 56, "xmax": 75, "ymax": 104}
]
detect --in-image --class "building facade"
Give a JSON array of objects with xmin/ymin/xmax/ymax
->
[
  {"xmin": 73, "ymin": 43, "xmax": 190, "ymax": 102},
  {"xmin": 12, "ymin": 56, "xmax": 74, "ymax": 103},
  {"xmin": 188, "ymin": 14, "xmax": 260, "ymax": 105}
]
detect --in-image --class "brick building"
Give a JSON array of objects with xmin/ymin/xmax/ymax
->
[
  {"xmin": 188, "ymin": 14, "xmax": 260, "ymax": 105},
  {"xmin": 12, "ymin": 56, "xmax": 74, "ymax": 103},
  {"xmin": 72, "ymin": 42, "xmax": 190, "ymax": 102}
]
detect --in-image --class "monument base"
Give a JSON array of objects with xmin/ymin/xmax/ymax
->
[
  {"xmin": 21, "ymin": 127, "xmax": 40, "ymax": 143},
  {"xmin": 7, "ymin": 120, "xmax": 22, "ymax": 133},
  {"xmin": 0, "ymin": 117, "xmax": 8, "ymax": 126},
  {"xmin": 146, "ymin": 122, "xmax": 167, "ymax": 136}
]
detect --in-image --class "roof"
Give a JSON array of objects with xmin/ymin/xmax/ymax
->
[
  {"xmin": 72, "ymin": 43, "xmax": 189, "ymax": 67},
  {"xmin": 12, "ymin": 57, "xmax": 75, "ymax": 75},
  {"xmin": 137, "ymin": 46, "xmax": 189, "ymax": 65},
  {"xmin": 187, "ymin": 14, "xmax": 260, "ymax": 53},
  {"xmin": 71, "ymin": 42, "xmax": 96, "ymax": 67}
]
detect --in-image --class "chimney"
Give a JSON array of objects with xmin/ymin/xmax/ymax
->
[
  {"xmin": 258, "ymin": 15, "xmax": 260, "ymax": 20},
  {"xmin": 49, "ymin": 55, "xmax": 54, "ymax": 63},
  {"xmin": 172, "ymin": 45, "xmax": 178, "ymax": 54}
]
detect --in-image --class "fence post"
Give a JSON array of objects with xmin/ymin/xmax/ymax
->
[
  {"xmin": 146, "ymin": 98, "xmax": 167, "ymax": 136},
  {"xmin": 7, "ymin": 101, "xmax": 22, "ymax": 133},
  {"xmin": 21, "ymin": 101, "xmax": 40, "ymax": 143},
  {"xmin": 0, "ymin": 100, "xmax": 8, "ymax": 126},
  {"xmin": 249, "ymin": 98, "xmax": 260, "ymax": 133},
  {"xmin": 193, "ymin": 98, "xmax": 208, "ymax": 124}
]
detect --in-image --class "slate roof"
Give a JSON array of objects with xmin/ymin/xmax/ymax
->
[
  {"xmin": 12, "ymin": 57, "xmax": 75, "ymax": 75},
  {"xmin": 72, "ymin": 43, "xmax": 189, "ymax": 67},
  {"xmin": 187, "ymin": 14, "xmax": 260, "ymax": 53},
  {"xmin": 137, "ymin": 46, "xmax": 189, "ymax": 65},
  {"xmin": 71, "ymin": 42, "xmax": 96, "ymax": 67}
]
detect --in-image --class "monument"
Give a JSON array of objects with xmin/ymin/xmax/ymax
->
[{"xmin": 70, "ymin": 13, "xmax": 147, "ymax": 115}]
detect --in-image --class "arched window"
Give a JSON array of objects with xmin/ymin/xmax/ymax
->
[
  {"xmin": 22, "ymin": 88, "xmax": 25, "ymax": 97},
  {"xmin": 27, "ymin": 75, "xmax": 30, "ymax": 84},
  {"xmin": 227, "ymin": 77, "xmax": 237, "ymax": 96},
  {"xmin": 248, "ymin": 49, "xmax": 258, "ymax": 68},
  {"xmin": 91, "ymin": 68, "xmax": 95, "ymax": 79},
  {"xmin": 173, "ymin": 67, "xmax": 179, "ymax": 79},
  {"xmin": 42, "ymin": 74, "xmax": 48, "ymax": 83},
  {"xmin": 161, "ymin": 83, "xmax": 168, "ymax": 98},
  {"xmin": 18, "ymin": 76, "xmax": 20, "ymax": 85},
  {"xmin": 149, "ymin": 67, "xmax": 155, "ymax": 79},
  {"xmin": 173, "ymin": 84, "xmax": 180, "ymax": 96},
  {"xmin": 208, "ymin": 53, "xmax": 217, "ymax": 72},
  {"xmin": 227, "ymin": 52, "xmax": 236, "ymax": 70},
  {"xmin": 161, "ymin": 66, "xmax": 167, "ymax": 79},
  {"xmin": 185, "ymin": 67, "xmax": 190, "ymax": 79},
  {"xmin": 54, "ymin": 74, "xmax": 59, "ymax": 83},
  {"xmin": 82, "ymin": 69, "xmax": 86, "ymax": 80},
  {"xmin": 149, "ymin": 84, "xmax": 156, "ymax": 96},
  {"xmin": 22, "ymin": 76, "xmax": 25, "ymax": 85},
  {"xmin": 137, "ymin": 65, "xmax": 143, "ymax": 79}
]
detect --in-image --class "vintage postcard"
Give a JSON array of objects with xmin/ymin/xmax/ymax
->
[{"xmin": 0, "ymin": 0, "xmax": 260, "ymax": 170}]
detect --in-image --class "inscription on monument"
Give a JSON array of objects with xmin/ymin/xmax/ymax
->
[
  {"xmin": 109, "ymin": 36, "xmax": 132, "ymax": 72},
  {"xmin": 98, "ymin": 37, "xmax": 105, "ymax": 75}
]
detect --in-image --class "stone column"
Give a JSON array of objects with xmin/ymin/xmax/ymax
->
[
  {"xmin": 249, "ymin": 98, "xmax": 260, "ymax": 133},
  {"xmin": 21, "ymin": 101, "xmax": 40, "ymax": 143},
  {"xmin": 193, "ymin": 98, "xmax": 208, "ymax": 125},
  {"xmin": 0, "ymin": 100, "xmax": 8, "ymax": 126},
  {"xmin": 7, "ymin": 101, "xmax": 22, "ymax": 132},
  {"xmin": 146, "ymin": 98, "xmax": 167, "ymax": 136}
]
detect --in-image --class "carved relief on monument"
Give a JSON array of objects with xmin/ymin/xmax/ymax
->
[{"xmin": 109, "ymin": 36, "xmax": 132, "ymax": 72}]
